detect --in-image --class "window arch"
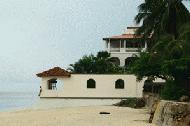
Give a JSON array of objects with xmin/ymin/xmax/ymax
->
[
  {"xmin": 87, "ymin": 79, "xmax": 96, "ymax": 89},
  {"xmin": 108, "ymin": 57, "xmax": 120, "ymax": 66},
  {"xmin": 115, "ymin": 79, "xmax": 124, "ymax": 89},
  {"xmin": 125, "ymin": 57, "xmax": 137, "ymax": 67}
]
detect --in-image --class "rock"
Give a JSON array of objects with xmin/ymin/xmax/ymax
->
[
  {"xmin": 149, "ymin": 100, "xmax": 159, "ymax": 123},
  {"xmin": 99, "ymin": 112, "xmax": 110, "ymax": 114},
  {"xmin": 179, "ymin": 96, "xmax": 189, "ymax": 102},
  {"xmin": 152, "ymin": 100, "xmax": 190, "ymax": 126},
  {"xmin": 143, "ymin": 92, "xmax": 160, "ymax": 108}
]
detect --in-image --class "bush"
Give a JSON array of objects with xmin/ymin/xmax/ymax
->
[
  {"xmin": 114, "ymin": 98, "xmax": 145, "ymax": 108},
  {"xmin": 161, "ymin": 80, "xmax": 189, "ymax": 100}
]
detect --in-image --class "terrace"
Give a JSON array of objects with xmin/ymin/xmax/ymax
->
[
  {"xmin": 105, "ymin": 39, "xmax": 147, "ymax": 53},
  {"xmin": 103, "ymin": 27, "xmax": 147, "ymax": 53}
]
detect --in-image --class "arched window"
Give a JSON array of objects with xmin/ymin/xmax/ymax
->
[
  {"xmin": 108, "ymin": 57, "xmax": 120, "ymax": 66},
  {"xmin": 125, "ymin": 57, "xmax": 137, "ymax": 68},
  {"xmin": 87, "ymin": 79, "xmax": 96, "ymax": 89},
  {"xmin": 115, "ymin": 79, "xmax": 124, "ymax": 89}
]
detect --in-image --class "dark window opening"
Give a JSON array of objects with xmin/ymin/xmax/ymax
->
[
  {"xmin": 110, "ymin": 40, "xmax": 120, "ymax": 48},
  {"xmin": 115, "ymin": 79, "xmax": 124, "ymax": 89},
  {"xmin": 48, "ymin": 78, "xmax": 57, "ymax": 90},
  {"xmin": 126, "ymin": 41, "xmax": 145, "ymax": 48},
  {"xmin": 87, "ymin": 79, "xmax": 96, "ymax": 89},
  {"xmin": 108, "ymin": 57, "xmax": 120, "ymax": 66},
  {"xmin": 125, "ymin": 57, "xmax": 138, "ymax": 67}
]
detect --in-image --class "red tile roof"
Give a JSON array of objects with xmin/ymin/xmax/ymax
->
[
  {"xmin": 36, "ymin": 67, "xmax": 71, "ymax": 77},
  {"xmin": 103, "ymin": 34, "xmax": 143, "ymax": 40}
]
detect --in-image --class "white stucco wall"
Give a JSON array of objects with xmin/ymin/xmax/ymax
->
[{"xmin": 40, "ymin": 74, "xmax": 145, "ymax": 99}]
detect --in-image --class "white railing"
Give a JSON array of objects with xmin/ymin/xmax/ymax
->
[
  {"xmin": 125, "ymin": 48, "xmax": 140, "ymax": 52},
  {"xmin": 110, "ymin": 48, "xmax": 120, "ymax": 52},
  {"xmin": 107, "ymin": 48, "xmax": 144, "ymax": 53}
]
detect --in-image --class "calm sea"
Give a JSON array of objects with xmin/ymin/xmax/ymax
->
[
  {"xmin": 0, "ymin": 92, "xmax": 39, "ymax": 111},
  {"xmin": 0, "ymin": 92, "xmax": 121, "ymax": 111}
]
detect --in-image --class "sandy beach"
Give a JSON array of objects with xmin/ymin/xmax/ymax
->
[{"xmin": 0, "ymin": 106, "xmax": 155, "ymax": 126}]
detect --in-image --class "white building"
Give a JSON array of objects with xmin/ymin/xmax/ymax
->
[
  {"xmin": 103, "ymin": 27, "xmax": 147, "ymax": 67},
  {"xmin": 37, "ymin": 67, "xmax": 145, "ymax": 99},
  {"xmin": 36, "ymin": 27, "xmax": 160, "ymax": 99}
]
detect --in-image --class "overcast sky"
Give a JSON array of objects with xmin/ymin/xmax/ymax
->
[{"xmin": 0, "ymin": 0, "xmax": 189, "ymax": 92}]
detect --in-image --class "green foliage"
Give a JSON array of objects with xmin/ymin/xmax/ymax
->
[
  {"xmin": 69, "ymin": 55, "xmax": 95, "ymax": 74},
  {"xmin": 135, "ymin": 0, "xmax": 190, "ymax": 39},
  {"xmin": 129, "ymin": 52, "xmax": 165, "ymax": 81},
  {"xmin": 162, "ymin": 58, "xmax": 190, "ymax": 78},
  {"xmin": 68, "ymin": 51, "xmax": 124, "ymax": 74},
  {"xmin": 130, "ymin": 24, "xmax": 190, "ymax": 99},
  {"xmin": 96, "ymin": 51, "xmax": 110, "ymax": 59},
  {"xmin": 161, "ymin": 80, "xmax": 189, "ymax": 100},
  {"xmin": 132, "ymin": 0, "xmax": 190, "ymax": 100}
]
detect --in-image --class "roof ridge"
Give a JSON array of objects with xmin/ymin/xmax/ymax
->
[{"xmin": 36, "ymin": 67, "xmax": 71, "ymax": 77}]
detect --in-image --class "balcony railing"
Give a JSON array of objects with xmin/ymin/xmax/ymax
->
[
  {"xmin": 110, "ymin": 48, "xmax": 120, "ymax": 52},
  {"xmin": 126, "ymin": 48, "xmax": 140, "ymax": 52},
  {"xmin": 107, "ymin": 48, "xmax": 142, "ymax": 53}
]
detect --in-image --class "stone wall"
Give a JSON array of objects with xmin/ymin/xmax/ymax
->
[
  {"xmin": 152, "ymin": 100, "xmax": 190, "ymax": 126},
  {"xmin": 143, "ymin": 92, "xmax": 160, "ymax": 108}
]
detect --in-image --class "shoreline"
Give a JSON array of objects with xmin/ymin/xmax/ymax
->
[{"xmin": 0, "ymin": 105, "xmax": 155, "ymax": 126}]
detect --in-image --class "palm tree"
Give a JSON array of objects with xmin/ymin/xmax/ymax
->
[
  {"xmin": 130, "ymin": 23, "xmax": 190, "ymax": 99},
  {"xmin": 135, "ymin": 0, "xmax": 190, "ymax": 39},
  {"xmin": 131, "ymin": 0, "xmax": 190, "ymax": 100}
]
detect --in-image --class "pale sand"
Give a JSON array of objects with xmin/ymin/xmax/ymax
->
[{"xmin": 0, "ymin": 106, "xmax": 155, "ymax": 126}]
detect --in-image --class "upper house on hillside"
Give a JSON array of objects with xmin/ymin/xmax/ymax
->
[{"xmin": 103, "ymin": 27, "xmax": 147, "ymax": 67}]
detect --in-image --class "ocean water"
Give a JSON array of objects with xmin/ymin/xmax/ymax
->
[
  {"xmin": 0, "ymin": 92, "xmax": 121, "ymax": 111},
  {"xmin": 0, "ymin": 92, "xmax": 39, "ymax": 111}
]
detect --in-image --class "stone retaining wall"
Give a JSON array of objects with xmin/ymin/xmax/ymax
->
[{"xmin": 152, "ymin": 100, "xmax": 190, "ymax": 126}]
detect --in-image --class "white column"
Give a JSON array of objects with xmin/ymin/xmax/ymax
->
[
  {"xmin": 108, "ymin": 39, "xmax": 111, "ymax": 52},
  {"xmin": 105, "ymin": 41, "xmax": 107, "ymax": 48},
  {"xmin": 124, "ymin": 40, "xmax": 126, "ymax": 52},
  {"xmin": 120, "ymin": 57, "xmax": 125, "ymax": 67},
  {"xmin": 145, "ymin": 41, "xmax": 147, "ymax": 49},
  {"xmin": 120, "ymin": 40, "xmax": 121, "ymax": 52},
  {"xmin": 142, "ymin": 41, "xmax": 147, "ymax": 52}
]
